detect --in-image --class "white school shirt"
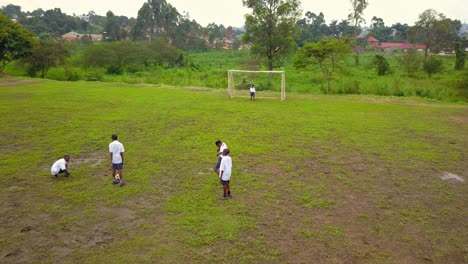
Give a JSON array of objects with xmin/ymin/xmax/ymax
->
[
  {"xmin": 51, "ymin": 158, "xmax": 67, "ymax": 175},
  {"xmin": 219, "ymin": 155, "xmax": 232, "ymax": 181},
  {"xmin": 219, "ymin": 143, "xmax": 228, "ymax": 158},
  {"xmin": 250, "ymin": 87, "xmax": 256, "ymax": 93},
  {"xmin": 109, "ymin": 140, "xmax": 125, "ymax": 164}
]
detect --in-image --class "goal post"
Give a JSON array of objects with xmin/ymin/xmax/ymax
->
[{"xmin": 228, "ymin": 70, "xmax": 286, "ymax": 101}]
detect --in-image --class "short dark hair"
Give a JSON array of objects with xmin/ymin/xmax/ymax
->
[
  {"xmin": 215, "ymin": 140, "xmax": 222, "ymax": 145},
  {"xmin": 64, "ymin": 155, "xmax": 70, "ymax": 160},
  {"xmin": 112, "ymin": 134, "xmax": 118, "ymax": 140}
]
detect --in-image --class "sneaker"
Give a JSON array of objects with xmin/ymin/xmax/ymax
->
[
  {"xmin": 119, "ymin": 181, "xmax": 126, "ymax": 187},
  {"xmin": 112, "ymin": 179, "xmax": 119, "ymax": 184},
  {"xmin": 53, "ymin": 174, "xmax": 58, "ymax": 177},
  {"xmin": 220, "ymin": 196, "xmax": 228, "ymax": 200}
]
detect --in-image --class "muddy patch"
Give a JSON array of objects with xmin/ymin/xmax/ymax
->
[
  {"xmin": 72, "ymin": 155, "xmax": 105, "ymax": 168},
  {"xmin": 449, "ymin": 115, "xmax": 468, "ymax": 125}
]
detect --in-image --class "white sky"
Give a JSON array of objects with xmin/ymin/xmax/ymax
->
[{"xmin": 3, "ymin": 0, "xmax": 468, "ymax": 27}]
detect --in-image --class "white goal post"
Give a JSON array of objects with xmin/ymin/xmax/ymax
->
[{"xmin": 228, "ymin": 70, "xmax": 286, "ymax": 101}]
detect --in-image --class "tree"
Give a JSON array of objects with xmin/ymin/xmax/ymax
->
[
  {"xmin": 294, "ymin": 37, "xmax": 351, "ymax": 94},
  {"xmin": 132, "ymin": 0, "xmax": 179, "ymax": 41},
  {"xmin": 348, "ymin": 0, "xmax": 368, "ymax": 65},
  {"xmin": 371, "ymin": 55, "xmax": 391, "ymax": 76},
  {"xmin": 296, "ymin": 11, "xmax": 327, "ymax": 46},
  {"xmin": 431, "ymin": 18, "xmax": 461, "ymax": 53},
  {"xmin": 409, "ymin": 9, "xmax": 460, "ymax": 61},
  {"xmin": 455, "ymin": 42, "xmax": 465, "ymax": 70},
  {"xmin": 368, "ymin": 16, "xmax": 393, "ymax": 42},
  {"xmin": 103, "ymin": 11, "xmax": 121, "ymax": 41},
  {"xmin": 390, "ymin": 23, "xmax": 409, "ymax": 42},
  {"xmin": 242, "ymin": 0, "xmax": 301, "ymax": 70},
  {"xmin": 1, "ymin": 4, "xmax": 25, "ymax": 20},
  {"xmin": 22, "ymin": 41, "xmax": 69, "ymax": 78},
  {"xmin": 423, "ymin": 56, "xmax": 443, "ymax": 77},
  {"xmin": 396, "ymin": 49, "xmax": 422, "ymax": 77},
  {"xmin": 0, "ymin": 13, "xmax": 35, "ymax": 72}
]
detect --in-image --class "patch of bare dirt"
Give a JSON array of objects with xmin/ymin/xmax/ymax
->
[
  {"xmin": 449, "ymin": 114, "xmax": 468, "ymax": 125},
  {"xmin": 0, "ymin": 80, "xmax": 36, "ymax": 87}
]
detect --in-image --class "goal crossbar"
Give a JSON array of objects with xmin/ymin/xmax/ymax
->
[{"xmin": 228, "ymin": 70, "xmax": 286, "ymax": 101}]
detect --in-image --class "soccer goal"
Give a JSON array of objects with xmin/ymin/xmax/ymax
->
[{"xmin": 227, "ymin": 70, "xmax": 286, "ymax": 101}]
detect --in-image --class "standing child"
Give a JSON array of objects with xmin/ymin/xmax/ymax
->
[
  {"xmin": 109, "ymin": 134, "xmax": 125, "ymax": 186},
  {"xmin": 218, "ymin": 148, "xmax": 232, "ymax": 199},
  {"xmin": 250, "ymin": 84, "xmax": 256, "ymax": 100},
  {"xmin": 51, "ymin": 155, "xmax": 71, "ymax": 177},
  {"xmin": 214, "ymin": 140, "xmax": 228, "ymax": 176}
]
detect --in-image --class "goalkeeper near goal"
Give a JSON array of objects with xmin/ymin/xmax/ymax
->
[{"xmin": 250, "ymin": 84, "xmax": 256, "ymax": 100}]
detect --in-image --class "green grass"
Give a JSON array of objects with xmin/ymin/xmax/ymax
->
[
  {"xmin": 4, "ymin": 49, "xmax": 467, "ymax": 102},
  {"xmin": 0, "ymin": 78, "xmax": 467, "ymax": 263}
]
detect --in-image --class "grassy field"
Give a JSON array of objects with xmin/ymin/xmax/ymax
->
[
  {"xmin": 5, "ymin": 49, "xmax": 467, "ymax": 102},
  {"xmin": 0, "ymin": 78, "xmax": 467, "ymax": 263}
]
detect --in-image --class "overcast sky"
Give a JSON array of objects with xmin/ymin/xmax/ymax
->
[{"xmin": 4, "ymin": 0, "xmax": 468, "ymax": 27}]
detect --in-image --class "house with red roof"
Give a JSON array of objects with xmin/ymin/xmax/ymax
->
[
  {"xmin": 380, "ymin": 42, "xmax": 426, "ymax": 51},
  {"xmin": 358, "ymin": 35, "xmax": 427, "ymax": 51}
]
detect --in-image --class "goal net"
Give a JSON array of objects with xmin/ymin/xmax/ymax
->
[{"xmin": 227, "ymin": 70, "xmax": 286, "ymax": 101}]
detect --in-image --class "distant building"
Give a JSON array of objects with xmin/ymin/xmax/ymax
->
[
  {"xmin": 380, "ymin": 42, "xmax": 426, "ymax": 51},
  {"xmin": 359, "ymin": 36, "xmax": 426, "ymax": 51},
  {"xmin": 62, "ymin": 31, "xmax": 102, "ymax": 42}
]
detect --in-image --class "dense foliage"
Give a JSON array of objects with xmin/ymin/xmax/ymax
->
[
  {"xmin": 242, "ymin": 0, "xmax": 301, "ymax": 70},
  {"xmin": 0, "ymin": 12, "xmax": 35, "ymax": 72}
]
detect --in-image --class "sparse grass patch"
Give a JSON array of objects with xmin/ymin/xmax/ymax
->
[{"xmin": 0, "ymin": 78, "xmax": 466, "ymax": 263}]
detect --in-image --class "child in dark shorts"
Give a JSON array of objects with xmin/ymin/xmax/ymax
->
[{"xmin": 218, "ymin": 149, "xmax": 232, "ymax": 199}]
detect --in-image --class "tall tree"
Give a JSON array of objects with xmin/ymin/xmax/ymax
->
[
  {"xmin": 390, "ymin": 23, "xmax": 409, "ymax": 42},
  {"xmin": 410, "ymin": 9, "xmax": 440, "ymax": 61},
  {"xmin": 132, "ymin": 0, "xmax": 179, "ymax": 41},
  {"xmin": 294, "ymin": 37, "xmax": 351, "ymax": 94},
  {"xmin": 410, "ymin": 9, "xmax": 461, "ymax": 61},
  {"xmin": 103, "ymin": 11, "xmax": 121, "ymax": 41},
  {"xmin": 368, "ymin": 16, "xmax": 393, "ymax": 42},
  {"xmin": 242, "ymin": 0, "xmax": 301, "ymax": 70},
  {"xmin": 296, "ymin": 11, "xmax": 327, "ymax": 45},
  {"xmin": 348, "ymin": 0, "xmax": 368, "ymax": 65},
  {"xmin": 0, "ymin": 13, "xmax": 35, "ymax": 72}
]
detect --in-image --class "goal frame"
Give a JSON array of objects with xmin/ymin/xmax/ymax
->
[{"xmin": 227, "ymin": 70, "xmax": 286, "ymax": 101}]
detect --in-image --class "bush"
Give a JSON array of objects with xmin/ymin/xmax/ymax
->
[
  {"xmin": 423, "ymin": 57, "xmax": 443, "ymax": 77},
  {"xmin": 397, "ymin": 49, "xmax": 422, "ymax": 77},
  {"xmin": 84, "ymin": 67, "xmax": 106, "ymax": 81},
  {"xmin": 64, "ymin": 66, "xmax": 81, "ymax": 81},
  {"xmin": 457, "ymin": 69, "xmax": 468, "ymax": 99},
  {"xmin": 371, "ymin": 55, "xmax": 391, "ymax": 76}
]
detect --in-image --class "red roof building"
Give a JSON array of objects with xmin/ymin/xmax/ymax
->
[{"xmin": 380, "ymin": 42, "xmax": 426, "ymax": 50}]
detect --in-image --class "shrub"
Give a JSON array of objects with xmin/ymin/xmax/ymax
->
[
  {"xmin": 371, "ymin": 55, "xmax": 391, "ymax": 76},
  {"xmin": 84, "ymin": 67, "xmax": 105, "ymax": 81},
  {"xmin": 457, "ymin": 68, "xmax": 468, "ymax": 99},
  {"xmin": 64, "ymin": 66, "xmax": 81, "ymax": 81},
  {"xmin": 423, "ymin": 57, "xmax": 443, "ymax": 77},
  {"xmin": 397, "ymin": 49, "xmax": 422, "ymax": 77}
]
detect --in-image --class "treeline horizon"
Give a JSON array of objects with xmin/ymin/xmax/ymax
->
[{"xmin": 3, "ymin": 2, "xmax": 467, "ymax": 53}]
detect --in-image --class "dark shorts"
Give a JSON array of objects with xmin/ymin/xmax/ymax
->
[
  {"xmin": 113, "ymin": 163, "xmax": 123, "ymax": 170},
  {"xmin": 214, "ymin": 157, "xmax": 222, "ymax": 169},
  {"xmin": 250, "ymin": 92, "xmax": 255, "ymax": 96},
  {"xmin": 220, "ymin": 180, "xmax": 230, "ymax": 185}
]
